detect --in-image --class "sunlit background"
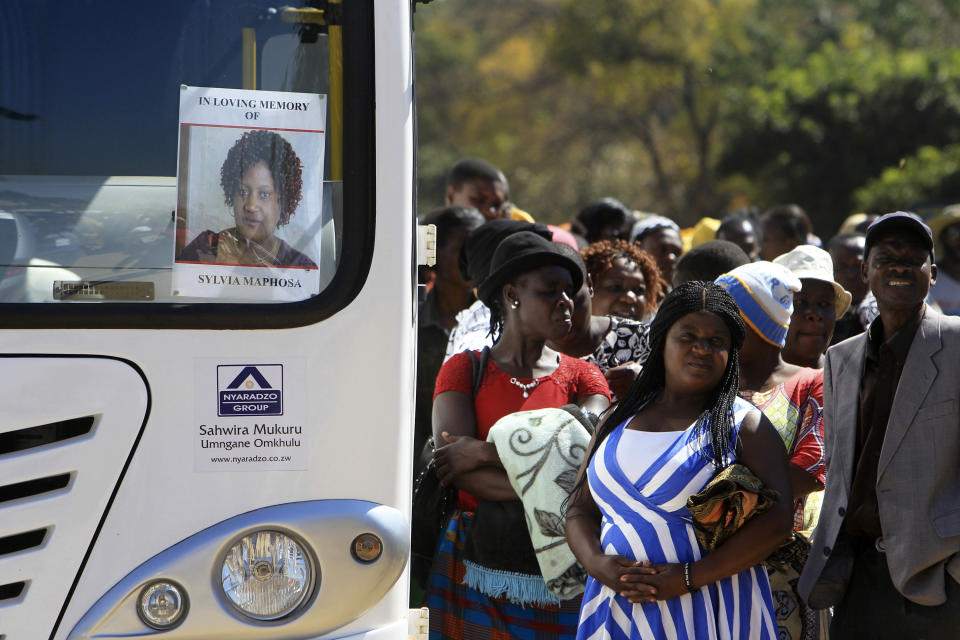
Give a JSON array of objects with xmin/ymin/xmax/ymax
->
[{"xmin": 414, "ymin": 0, "xmax": 960, "ymax": 233}]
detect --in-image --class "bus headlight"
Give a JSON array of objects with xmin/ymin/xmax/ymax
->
[{"xmin": 220, "ymin": 530, "xmax": 314, "ymax": 620}]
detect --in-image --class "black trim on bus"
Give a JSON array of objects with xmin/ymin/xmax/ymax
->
[
  {"xmin": 0, "ymin": 473, "xmax": 71, "ymax": 504},
  {"xmin": 0, "ymin": 581, "xmax": 26, "ymax": 602},
  {"xmin": 410, "ymin": 0, "xmax": 421, "ymax": 329},
  {"xmin": 0, "ymin": 417, "xmax": 94, "ymax": 456},
  {"xmin": 0, "ymin": 528, "xmax": 47, "ymax": 557},
  {"xmin": 0, "ymin": 0, "xmax": 375, "ymax": 331}
]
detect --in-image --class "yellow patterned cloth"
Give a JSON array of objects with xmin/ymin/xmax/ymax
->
[
  {"xmin": 739, "ymin": 368, "xmax": 825, "ymax": 532},
  {"xmin": 741, "ymin": 368, "xmax": 827, "ymax": 640},
  {"xmin": 685, "ymin": 463, "xmax": 780, "ymax": 552}
]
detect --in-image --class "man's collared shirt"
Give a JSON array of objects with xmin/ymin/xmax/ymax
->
[{"xmin": 843, "ymin": 305, "xmax": 924, "ymax": 539}]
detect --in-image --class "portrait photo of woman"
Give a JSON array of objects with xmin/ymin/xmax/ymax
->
[{"xmin": 178, "ymin": 129, "xmax": 318, "ymax": 269}]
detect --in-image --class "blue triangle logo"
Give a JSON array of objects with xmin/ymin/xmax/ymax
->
[{"xmin": 226, "ymin": 366, "xmax": 273, "ymax": 390}]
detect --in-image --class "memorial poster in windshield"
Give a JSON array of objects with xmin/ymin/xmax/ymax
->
[{"xmin": 173, "ymin": 85, "xmax": 326, "ymax": 301}]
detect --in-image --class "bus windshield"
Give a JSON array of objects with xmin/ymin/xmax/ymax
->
[{"xmin": 0, "ymin": 0, "xmax": 344, "ymax": 304}]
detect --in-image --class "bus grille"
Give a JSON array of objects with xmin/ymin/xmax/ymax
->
[
  {"xmin": 0, "ymin": 357, "xmax": 148, "ymax": 640},
  {"xmin": 0, "ymin": 417, "xmax": 94, "ymax": 456}
]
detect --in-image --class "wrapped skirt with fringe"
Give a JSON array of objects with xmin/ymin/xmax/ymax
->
[{"xmin": 426, "ymin": 511, "xmax": 582, "ymax": 640}]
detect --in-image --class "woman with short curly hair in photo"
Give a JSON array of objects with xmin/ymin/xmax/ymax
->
[{"xmin": 180, "ymin": 129, "xmax": 317, "ymax": 268}]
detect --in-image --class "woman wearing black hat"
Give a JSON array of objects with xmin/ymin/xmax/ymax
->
[
  {"xmin": 443, "ymin": 220, "xmax": 554, "ymax": 361},
  {"xmin": 427, "ymin": 231, "xmax": 612, "ymax": 640}
]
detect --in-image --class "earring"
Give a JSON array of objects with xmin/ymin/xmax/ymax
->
[{"xmin": 511, "ymin": 300, "xmax": 519, "ymax": 309}]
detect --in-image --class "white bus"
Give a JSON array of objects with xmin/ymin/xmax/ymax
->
[{"xmin": 0, "ymin": 1, "xmax": 421, "ymax": 638}]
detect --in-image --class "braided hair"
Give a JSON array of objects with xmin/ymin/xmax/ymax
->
[{"xmin": 569, "ymin": 281, "xmax": 746, "ymax": 501}]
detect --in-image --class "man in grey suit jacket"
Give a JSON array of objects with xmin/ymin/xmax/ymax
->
[{"xmin": 799, "ymin": 212, "xmax": 960, "ymax": 637}]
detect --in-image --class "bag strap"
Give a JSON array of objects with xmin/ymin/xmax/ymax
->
[{"xmin": 468, "ymin": 347, "xmax": 490, "ymax": 399}]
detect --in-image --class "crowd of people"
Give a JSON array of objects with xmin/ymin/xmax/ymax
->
[{"xmin": 413, "ymin": 157, "xmax": 960, "ymax": 640}]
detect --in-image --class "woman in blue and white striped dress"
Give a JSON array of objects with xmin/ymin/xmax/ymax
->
[{"xmin": 566, "ymin": 281, "xmax": 794, "ymax": 640}]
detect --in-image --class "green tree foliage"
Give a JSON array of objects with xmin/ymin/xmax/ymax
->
[
  {"xmin": 853, "ymin": 145, "xmax": 960, "ymax": 213},
  {"xmin": 415, "ymin": 0, "xmax": 960, "ymax": 231},
  {"xmin": 414, "ymin": 1, "xmax": 555, "ymax": 215},
  {"xmin": 718, "ymin": 45, "xmax": 960, "ymax": 229},
  {"xmin": 545, "ymin": 0, "xmax": 756, "ymax": 221}
]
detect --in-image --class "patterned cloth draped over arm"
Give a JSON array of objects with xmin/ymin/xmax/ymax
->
[{"xmin": 485, "ymin": 408, "xmax": 593, "ymax": 601}]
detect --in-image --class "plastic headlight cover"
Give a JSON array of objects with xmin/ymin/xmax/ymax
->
[
  {"xmin": 138, "ymin": 581, "xmax": 187, "ymax": 629},
  {"xmin": 220, "ymin": 530, "xmax": 313, "ymax": 620}
]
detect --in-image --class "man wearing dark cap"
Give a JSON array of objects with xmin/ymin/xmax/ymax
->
[
  {"xmin": 444, "ymin": 220, "xmax": 553, "ymax": 361},
  {"xmin": 799, "ymin": 212, "xmax": 960, "ymax": 637}
]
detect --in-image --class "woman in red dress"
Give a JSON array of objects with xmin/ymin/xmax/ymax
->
[{"xmin": 428, "ymin": 231, "xmax": 611, "ymax": 640}]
